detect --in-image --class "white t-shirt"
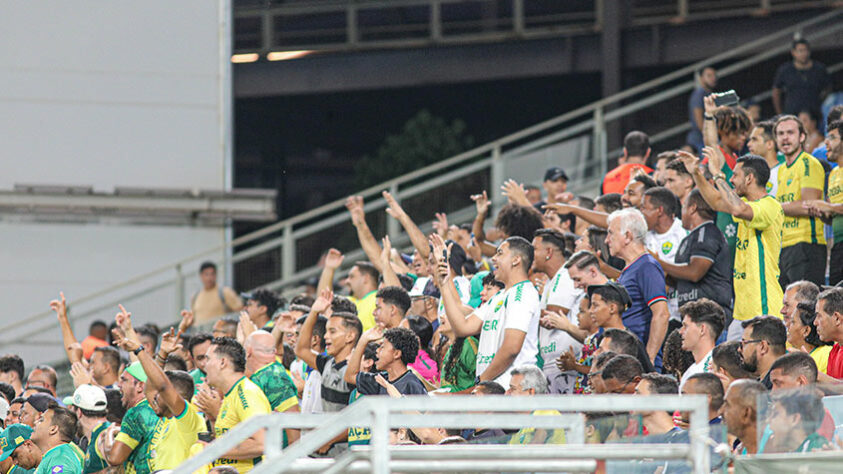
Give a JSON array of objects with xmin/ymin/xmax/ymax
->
[
  {"xmin": 539, "ymin": 267, "xmax": 584, "ymax": 394},
  {"xmin": 767, "ymin": 162, "xmax": 782, "ymax": 198},
  {"xmin": 438, "ymin": 275, "xmax": 471, "ymax": 317},
  {"xmin": 301, "ymin": 369, "xmax": 323, "ymax": 414},
  {"xmin": 645, "ymin": 218, "xmax": 688, "ymax": 322},
  {"xmin": 679, "ymin": 349, "xmax": 714, "ymax": 390},
  {"xmin": 474, "ymin": 280, "xmax": 541, "ymax": 388}
]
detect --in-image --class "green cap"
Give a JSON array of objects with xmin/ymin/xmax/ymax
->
[
  {"xmin": 0, "ymin": 424, "xmax": 33, "ymax": 462},
  {"xmin": 124, "ymin": 361, "xmax": 147, "ymax": 383},
  {"xmin": 468, "ymin": 271, "xmax": 489, "ymax": 308}
]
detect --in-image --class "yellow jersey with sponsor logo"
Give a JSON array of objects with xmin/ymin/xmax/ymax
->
[
  {"xmin": 212, "ymin": 377, "xmax": 271, "ymax": 472},
  {"xmin": 777, "ymin": 151, "xmax": 826, "ymax": 247},
  {"xmin": 733, "ymin": 195, "xmax": 784, "ymax": 321}
]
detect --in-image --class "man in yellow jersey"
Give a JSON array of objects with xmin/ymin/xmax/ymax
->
[
  {"xmin": 804, "ymin": 120, "xmax": 843, "ymax": 285},
  {"xmin": 680, "ymin": 147, "xmax": 784, "ymax": 341},
  {"xmin": 774, "ymin": 115, "xmax": 827, "ymax": 287},
  {"xmin": 315, "ymin": 247, "xmax": 378, "ymax": 332},
  {"xmin": 202, "ymin": 338, "xmax": 270, "ymax": 473},
  {"xmin": 111, "ymin": 325, "xmax": 205, "ymax": 472}
]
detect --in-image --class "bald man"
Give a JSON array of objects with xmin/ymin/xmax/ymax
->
[
  {"xmin": 245, "ymin": 331, "xmax": 300, "ymax": 446},
  {"xmin": 723, "ymin": 379, "xmax": 768, "ymax": 455}
]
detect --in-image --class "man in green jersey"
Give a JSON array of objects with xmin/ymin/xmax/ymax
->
[
  {"xmin": 63, "ymin": 386, "xmax": 109, "ymax": 474},
  {"xmin": 100, "ymin": 361, "xmax": 157, "ymax": 474},
  {"xmin": 0, "ymin": 425, "xmax": 35, "ymax": 474},
  {"xmin": 244, "ymin": 331, "xmax": 300, "ymax": 447},
  {"xmin": 30, "ymin": 408, "xmax": 82, "ymax": 474}
]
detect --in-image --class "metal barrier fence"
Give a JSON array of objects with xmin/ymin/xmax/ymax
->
[
  {"xmin": 173, "ymin": 394, "xmax": 712, "ymax": 474},
  {"xmin": 6, "ymin": 8, "xmax": 843, "ymax": 353},
  {"xmin": 232, "ymin": 0, "xmax": 838, "ymax": 54}
]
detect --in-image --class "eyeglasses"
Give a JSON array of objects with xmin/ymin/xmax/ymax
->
[
  {"xmin": 740, "ymin": 339, "xmax": 763, "ymax": 347},
  {"xmin": 607, "ymin": 380, "xmax": 635, "ymax": 394}
]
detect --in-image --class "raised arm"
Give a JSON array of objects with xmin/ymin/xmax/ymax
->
[
  {"xmin": 378, "ymin": 236, "xmax": 403, "ymax": 288},
  {"xmin": 501, "ymin": 179, "xmax": 532, "ymax": 207},
  {"xmin": 294, "ymin": 289, "xmax": 333, "ymax": 370},
  {"xmin": 115, "ymin": 328, "xmax": 186, "ymax": 417},
  {"xmin": 346, "ymin": 196, "xmax": 384, "ymax": 270},
  {"xmin": 470, "ymin": 191, "xmax": 498, "ymax": 257},
  {"xmin": 383, "ymin": 191, "xmax": 430, "ymax": 259},
  {"xmin": 679, "ymin": 150, "xmax": 754, "ymax": 221},
  {"xmin": 702, "ymin": 96, "xmax": 721, "ymax": 149},
  {"xmin": 50, "ymin": 292, "xmax": 82, "ymax": 364},
  {"xmin": 544, "ymin": 203, "xmax": 609, "ymax": 229},
  {"xmin": 316, "ymin": 248, "xmax": 344, "ymax": 298},
  {"xmin": 344, "ymin": 326, "xmax": 383, "ymax": 385}
]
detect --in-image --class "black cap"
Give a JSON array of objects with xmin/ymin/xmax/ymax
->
[
  {"xmin": 25, "ymin": 393, "xmax": 55, "ymax": 413},
  {"xmin": 544, "ymin": 167, "xmax": 569, "ymax": 182},
  {"xmin": 587, "ymin": 281, "xmax": 632, "ymax": 310}
]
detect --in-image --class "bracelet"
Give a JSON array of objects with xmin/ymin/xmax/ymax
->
[
  {"xmin": 704, "ymin": 114, "xmax": 715, "ymax": 121},
  {"xmin": 133, "ymin": 345, "xmax": 145, "ymax": 356},
  {"xmin": 714, "ymin": 173, "xmax": 726, "ymax": 182}
]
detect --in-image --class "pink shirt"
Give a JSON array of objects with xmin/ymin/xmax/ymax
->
[{"xmin": 409, "ymin": 350, "xmax": 439, "ymax": 384}]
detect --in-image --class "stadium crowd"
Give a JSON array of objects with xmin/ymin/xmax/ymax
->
[{"xmin": 2, "ymin": 40, "xmax": 843, "ymax": 474}]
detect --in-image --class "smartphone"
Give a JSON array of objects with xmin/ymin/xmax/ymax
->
[
  {"xmin": 442, "ymin": 249, "xmax": 448, "ymax": 262},
  {"xmin": 712, "ymin": 90, "xmax": 740, "ymax": 107}
]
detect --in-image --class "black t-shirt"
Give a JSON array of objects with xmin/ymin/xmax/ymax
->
[
  {"xmin": 356, "ymin": 370, "xmax": 428, "ymax": 396},
  {"xmin": 773, "ymin": 61, "xmax": 831, "ymax": 115},
  {"xmin": 674, "ymin": 221, "xmax": 733, "ymax": 313}
]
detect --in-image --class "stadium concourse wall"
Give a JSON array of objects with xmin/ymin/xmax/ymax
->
[{"xmin": 0, "ymin": 1, "xmax": 233, "ymax": 364}]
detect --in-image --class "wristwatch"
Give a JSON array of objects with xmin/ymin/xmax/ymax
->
[
  {"xmin": 704, "ymin": 114, "xmax": 715, "ymax": 121},
  {"xmin": 713, "ymin": 172, "xmax": 726, "ymax": 182},
  {"xmin": 133, "ymin": 345, "xmax": 145, "ymax": 356}
]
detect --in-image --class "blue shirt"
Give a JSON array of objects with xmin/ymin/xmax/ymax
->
[{"xmin": 617, "ymin": 254, "xmax": 667, "ymax": 346}]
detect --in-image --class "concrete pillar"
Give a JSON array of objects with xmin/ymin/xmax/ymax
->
[{"xmin": 600, "ymin": 0, "xmax": 628, "ymax": 155}]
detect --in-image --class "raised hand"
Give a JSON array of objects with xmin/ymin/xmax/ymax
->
[
  {"xmin": 540, "ymin": 310, "xmax": 571, "ymax": 332},
  {"xmin": 111, "ymin": 327, "xmax": 138, "ymax": 353},
  {"xmin": 374, "ymin": 373, "xmax": 402, "ymax": 398},
  {"xmin": 194, "ymin": 384, "xmax": 222, "ymax": 420},
  {"xmin": 429, "ymin": 233, "xmax": 449, "ymax": 265},
  {"xmin": 470, "ymin": 191, "xmax": 490, "ymax": 216},
  {"xmin": 115, "ymin": 304, "xmax": 133, "ymax": 333},
  {"xmin": 380, "ymin": 236, "xmax": 393, "ymax": 267},
  {"xmin": 432, "ymin": 213, "xmax": 449, "ymax": 237},
  {"xmin": 311, "ymin": 288, "xmax": 334, "ymax": 315},
  {"xmin": 50, "ymin": 291, "xmax": 68, "ymax": 321},
  {"xmin": 542, "ymin": 202, "xmax": 575, "ymax": 215},
  {"xmin": 676, "ymin": 150, "xmax": 701, "ymax": 176},
  {"xmin": 345, "ymin": 196, "xmax": 365, "ymax": 226},
  {"xmin": 383, "ymin": 191, "xmax": 405, "ymax": 220},
  {"xmin": 555, "ymin": 192, "xmax": 575, "ymax": 203},
  {"xmin": 70, "ymin": 361, "xmax": 93, "ymax": 387},
  {"xmin": 701, "ymin": 145, "xmax": 724, "ymax": 177},
  {"xmin": 703, "ymin": 95, "xmax": 717, "ymax": 115},
  {"xmin": 324, "ymin": 248, "xmax": 345, "ymax": 270},
  {"xmin": 160, "ymin": 328, "xmax": 183, "ymax": 356},
  {"xmin": 555, "ymin": 347, "xmax": 578, "ymax": 372},
  {"xmin": 178, "ymin": 310, "xmax": 194, "ymax": 336},
  {"xmin": 501, "ymin": 179, "xmax": 528, "ymax": 205},
  {"xmin": 466, "ymin": 236, "xmax": 482, "ymax": 263},
  {"xmin": 362, "ymin": 325, "xmax": 384, "ymax": 344}
]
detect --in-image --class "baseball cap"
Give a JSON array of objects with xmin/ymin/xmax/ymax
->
[
  {"xmin": 587, "ymin": 281, "xmax": 633, "ymax": 310},
  {"xmin": 0, "ymin": 424, "xmax": 33, "ymax": 462},
  {"xmin": 24, "ymin": 393, "xmax": 54, "ymax": 413},
  {"xmin": 124, "ymin": 361, "xmax": 148, "ymax": 383},
  {"xmin": 544, "ymin": 167, "xmax": 569, "ymax": 182},
  {"xmin": 65, "ymin": 384, "xmax": 107, "ymax": 412}
]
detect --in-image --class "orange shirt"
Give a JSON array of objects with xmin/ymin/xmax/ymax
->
[
  {"xmin": 81, "ymin": 335, "xmax": 109, "ymax": 360},
  {"xmin": 602, "ymin": 163, "xmax": 653, "ymax": 194}
]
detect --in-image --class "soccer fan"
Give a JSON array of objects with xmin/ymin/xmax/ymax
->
[
  {"xmin": 682, "ymin": 373, "xmax": 725, "ymax": 425},
  {"xmin": 677, "ymin": 299, "xmax": 725, "ymax": 389},
  {"xmin": 244, "ymin": 331, "xmax": 300, "ymax": 447},
  {"xmin": 8, "ymin": 407, "xmax": 82, "ymax": 474},
  {"xmin": 533, "ymin": 167, "xmax": 570, "ymax": 211},
  {"xmin": 772, "ymin": 39, "xmax": 832, "ymax": 117},
  {"xmin": 768, "ymin": 388, "xmax": 828, "ymax": 453},
  {"xmin": 191, "ymin": 262, "xmax": 244, "ymax": 325},
  {"xmin": 687, "ymin": 67, "xmax": 717, "ymax": 152},
  {"xmin": 746, "ymin": 120, "xmax": 784, "ymax": 197},
  {"xmin": 813, "ymin": 287, "xmax": 843, "ymax": 379},
  {"xmin": 347, "ymin": 327, "xmax": 426, "ymax": 396},
  {"xmin": 803, "ymin": 120, "xmax": 843, "ymax": 284},
  {"xmin": 64, "ymin": 385, "xmax": 110, "ymax": 474},
  {"xmin": 101, "ymin": 359, "xmax": 157, "ymax": 474},
  {"xmin": 663, "ymin": 159, "xmax": 695, "ymax": 206},
  {"xmin": 19, "ymin": 395, "xmax": 56, "ymax": 430},
  {"xmin": 25, "ymin": 367, "xmax": 57, "ymax": 399},
  {"xmin": 587, "ymin": 351, "xmax": 618, "ymax": 394},
  {"xmin": 680, "ymin": 148, "xmax": 784, "ymax": 340},
  {"xmin": 211, "ymin": 317, "xmax": 237, "ymax": 339},
  {"xmin": 505, "ymin": 366, "xmax": 566, "ymax": 445},
  {"xmin": 710, "ymin": 341, "xmax": 754, "ymax": 391},
  {"xmin": 738, "ymin": 316, "xmax": 788, "ymax": 389},
  {"xmin": 600, "ymin": 355, "xmax": 643, "ymax": 395},
  {"xmin": 786, "ymin": 302, "xmax": 832, "ymax": 374},
  {"xmin": 596, "ymin": 328, "xmax": 654, "ymax": 374},
  {"xmin": 187, "ymin": 333, "xmax": 213, "ymax": 392},
  {"xmin": 565, "ymin": 251, "xmax": 609, "ymax": 292},
  {"xmin": 654, "ymin": 189, "xmax": 732, "ymax": 318},
  {"xmin": 781, "ymin": 280, "xmax": 819, "ymax": 320},
  {"xmin": 0, "ymin": 356, "xmax": 25, "ymax": 397},
  {"xmin": 372, "ymin": 286, "xmax": 411, "ymax": 330},
  {"xmin": 722, "ymin": 379, "xmax": 767, "ymax": 455},
  {"xmin": 602, "ymin": 131, "xmax": 653, "ymax": 195},
  {"xmin": 200, "ymin": 338, "xmax": 270, "ymax": 471},
  {"xmin": 532, "ymin": 229, "xmax": 582, "ymax": 394},
  {"xmin": 606, "ymin": 208, "xmax": 669, "ymax": 364},
  {"xmin": 773, "ymin": 114, "xmax": 827, "ymax": 287},
  {"xmin": 439, "ymin": 236, "xmax": 540, "ymax": 387},
  {"xmin": 240, "ymin": 289, "xmax": 285, "ymax": 331},
  {"xmin": 634, "ymin": 374, "xmax": 683, "ymax": 438}
]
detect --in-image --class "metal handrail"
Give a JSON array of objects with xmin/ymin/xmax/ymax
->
[
  {"xmin": 9, "ymin": 8, "xmax": 842, "ymax": 343},
  {"xmin": 173, "ymin": 394, "xmax": 711, "ymax": 474}
]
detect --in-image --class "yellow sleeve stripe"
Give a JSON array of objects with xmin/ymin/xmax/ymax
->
[
  {"xmin": 275, "ymin": 397, "xmax": 299, "ymax": 413},
  {"xmin": 115, "ymin": 432, "xmax": 139, "ymax": 450}
]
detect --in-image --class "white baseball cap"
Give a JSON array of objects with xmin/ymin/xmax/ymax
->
[{"xmin": 67, "ymin": 384, "xmax": 107, "ymax": 412}]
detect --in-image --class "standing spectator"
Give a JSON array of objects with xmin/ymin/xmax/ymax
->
[
  {"xmin": 533, "ymin": 167, "xmax": 569, "ymax": 211},
  {"xmin": 244, "ymin": 331, "xmax": 300, "ymax": 447},
  {"xmin": 641, "ymin": 187, "xmax": 688, "ymax": 326},
  {"xmin": 190, "ymin": 262, "xmax": 243, "ymax": 325},
  {"xmin": 746, "ymin": 121, "xmax": 785, "ymax": 197},
  {"xmin": 663, "ymin": 159, "xmax": 695, "ymax": 206},
  {"xmin": 810, "ymin": 105, "xmax": 843, "ymax": 165},
  {"xmin": 240, "ymin": 289, "xmax": 284, "ymax": 331},
  {"xmin": 344, "ymin": 262, "xmax": 380, "ymax": 332},
  {"xmin": 64, "ymin": 385, "xmax": 110, "ymax": 474},
  {"xmin": 688, "ymin": 66, "xmax": 717, "ymax": 152},
  {"xmin": 439, "ymin": 236, "xmax": 540, "ymax": 387},
  {"xmin": 813, "ymin": 288, "xmax": 843, "ymax": 379},
  {"xmin": 25, "ymin": 367, "xmax": 57, "ymax": 398},
  {"xmin": 804, "ymin": 120, "xmax": 843, "ymax": 284},
  {"xmin": 738, "ymin": 316, "xmax": 787, "ymax": 389},
  {"xmin": 606, "ymin": 209, "xmax": 670, "ymax": 365},
  {"xmin": 101, "ymin": 361, "xmax": 158, "ymax": 474},
  {"xmin": 655, "ymin": 189, "xmax": 732, "ymax": 318},
  {"xmin": 772, "ymin": 39, "xmax": 832, "ymax": 117},
  {"xmin": 565, "ymin": 251, "xmax": 609, "ymax": 291},
  {"xmin": 602, "ymin": 132, "xmax": 654, "ymax": 195},
  {"xmin": 0, "ymin": 356, "xmax": 24, "ymax": 397},
  {"xmin": 723, "ymin": 380, "xmax": 767, "ymax": 455},
  {"xmin": 800, "ymin": 110, "xmax": 825, "ymax": 152},
  {"xmin": 532, "ymin": 229, "xmax": 582, "ymax": 394},
  {"xmin": 774, "ymin": 114, "xmax": 827, "ymax": 287},
  {"xmin": 27, "ymin": 407, "xmax": 82, "ymax": 474},
  {"xmin": 186, "ymin": 334, "xmax": 212, "ymax": 393},
  {"xmin": 680, "ymin": 150, "xmax": 784, "ymax": 340},
  {"xmin": 651, "ymin": 151, "xmax": 677, "ymax": 186},
  {"xmin": 677, "ymin": 299, "xmax": 724, "ymax": 389},
  {"xmin": 80, "ymin": 321, "xmax": 109, "ymax": 361}
]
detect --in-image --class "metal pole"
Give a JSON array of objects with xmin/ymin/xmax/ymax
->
[
  {"xmin": 490, "ymin": 145, "xmax": 505, "ymax": 207},
  {"xmin": 513, "ymin": 0, "xmax": 525, "ymax": 36},
  {"xmin": 371, "ymin": 407, "xmax": 390, "ymax": 474},
  {"xmin": 282, "ymin": 223, "xmax": 295, "ymax": 282},
  {"xmin": 347, "ymin": 4, "xmax": 358, "ymax": 45},
  {"xmin": 387, "ymin": 183, "xmax": 401, "ymax": 241},
  {"xmin": 592, "ymin": 106, "xmax": 606, "ymax": 179},
  {"xmin": 174, "ymin": 264, "xmax": 185, "ymax": 315},
  {"xmin": 430, "ymin": 0, "xmax": 441, "ymax": 41},
  {"xmin": 688, "ymin": 397, "xmax": 711, "ymax": 474},
  {"xmin": 264, "ymin": 421, "xmax": 282, "ymax": 458},
  {"xmin": 677, "ymin": 0, "xmax": 689, "ymax": 20},
  {"xmin": 595, "ymin": 0, "xmax": 604, "ymax": 31},
  {"xmin": 261, "ymin": 10, "xmax": 274, "ymax": 52}
]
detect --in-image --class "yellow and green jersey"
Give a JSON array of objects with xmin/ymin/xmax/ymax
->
[
  {"xmin": 82, "ymin": 422, "xmax": 110, "ymax": 474},
  {"xmin": 733, "ymin": 196, "xmax": 785, "ymax": 321},
  {"xmin": 829, "ymin": 166, "xmax": 843, "ymax": 244},
  {"xmin": 115, "ymin": 399, "xmax": 158, "ymax": 474},
  {"xmin": 777, "ymin": 151, "xmax": 826, "ymax": 247},
  {"xmin": 148, "ymin": 403, "xmax": 206, "ymax": 471},
  {"xmin": 212, "ymin": 377, "xmax": 271, "ymax": 472},
  {"xmin": 349, "ymin": 290, "xmax": 377, "ymax": 331},
  {"xmin": 250, "ymin": 358, "xmax": 299, "ymax": 447},
  {"xmin": 34, "ymin": 444, "xmax": 83, "ymax": 474}
]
